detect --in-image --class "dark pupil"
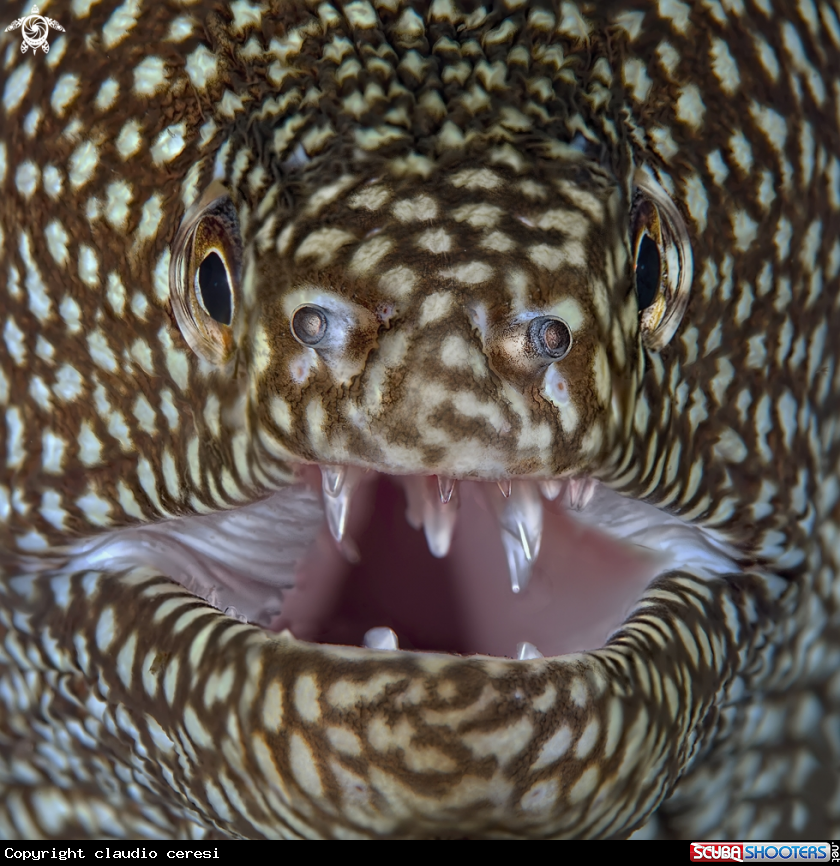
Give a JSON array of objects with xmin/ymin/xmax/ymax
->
[
  {"xmin": 197, "ymin": 252, "xmax": 232, "ymax": 325},
  {"xmin": 635, "ymin": 234, "xmax": 661, "ymax": 310},
  {"xmin": 292, "ymin": 306, "xmax": 327, "ymax": 345}
]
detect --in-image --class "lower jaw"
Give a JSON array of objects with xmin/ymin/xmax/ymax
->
[{"xmin": 34, "ymin": 467, "xmax": 756, "ymax": 838}]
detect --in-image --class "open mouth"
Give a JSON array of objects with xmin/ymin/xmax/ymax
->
[{"xmin": 66, "ymin": 465, "xmax": 740, "ymax": 662}]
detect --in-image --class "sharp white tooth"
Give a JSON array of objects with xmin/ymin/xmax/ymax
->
[
  {"xmin": 423, "ymin": 477, "xmax": 458, "ymax": 557},
  {"xmin": 538, "ymin": 479, "xmax": 565, "ymax": 501},
  {"xmin": 423, "ymin": 496, "xmax": 458, "ymax": 557},
  {"xmin": 516, "ymin": 642, "xmax": 544, "ymax": 660},
  {"xmin": 437, "ymin": 475, "xmax": 456, "ymax": 504},
  {"xmin": 322, "ymin": 467, "xmax": 363, "ymax": 544},
  {"xmin": 497, "ymin": 478, "xmax": 512, "ymax": 498},
  {"xmin": 364, "ymin": 627, "xmax": 399, "ymax": 650},
  {"xmin": 498, "ymin": 481, "xmax": 543, "ymax": 594},
  {"xmin": 321, "ymin": 465, "xmax": 346, "ymax": 497},
  {"xmin": 567, "ymin": 477, "xmax": 597, "ymax": 511}
]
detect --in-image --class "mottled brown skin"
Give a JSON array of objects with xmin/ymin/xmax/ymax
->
[{"xmin": 1, "ymin": 0, "xmax": 840, "ymax": 840}]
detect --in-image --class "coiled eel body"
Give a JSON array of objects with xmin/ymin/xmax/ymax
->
[{"xmin": 1, "ymin": 0, "xmax": 840, "ymax": 840}]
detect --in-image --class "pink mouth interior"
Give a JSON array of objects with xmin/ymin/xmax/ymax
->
[{"xmin": 274, "ymin": 474, "xmax": 659, "ymax": 657}]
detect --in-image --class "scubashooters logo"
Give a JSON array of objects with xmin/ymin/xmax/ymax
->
[
  {"xmin": 4, "ymin": 5, "xmax": 64, "ymax": 54},
  {"xmin": 690, "ymin": 843, "xmax": 834, "ymax": 863}
]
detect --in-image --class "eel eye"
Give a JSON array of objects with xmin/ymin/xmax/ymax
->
[
  {"xmin": 291, "ymin": 305, "xmax": 328, "ymax": 346},
  {"xmin": 170, "ymin": 181, "xmax": 241, "ymax": 365},
  {"xmin": 634, "ymin": 233, "xmax": 660, "ymax": 310},
  {"xmin": 197, "ymin": 251, "xmax": 233, "ymax": 325},
  {"xmin": 630, "ymin": 170, "xmax": 694, "ymax": 350},
  {"xmin": 528, "ymin": 316, "xmax": 572, "ymax": 361}
]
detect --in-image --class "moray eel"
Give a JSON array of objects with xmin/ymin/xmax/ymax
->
[{"xmin": 1, "ymin": 0, "xmax": 839, "ymax": 841}]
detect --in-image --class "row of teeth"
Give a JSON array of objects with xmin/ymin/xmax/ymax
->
[
  {"xmin": 363, "ymin": 626, "xmax": 545, "ymax": 660},
  {"xmin": 319, "ymin": 465, "xmax": 597, "ymax": 595}
]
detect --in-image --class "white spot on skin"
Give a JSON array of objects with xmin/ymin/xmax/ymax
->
[
  {"xmin": 295, "ymin": 228, "xmax": 356, "ymax": 268},
  {"xmin": 529, "ymin": 242, "xmax": 586, "ymax": 271},
  {"xmin": 480, "ymin": 230, "xmax": 516, "ymax": 253},
  {"xmin": 77, "ymin": 491, "xmax": 113, "ymax": 527},
  {"xmin": 305, "ymin": 174, "xmax": 357, "ymax": 216},
  {"xmin": 132, "ymin": 394, "xmax": 157, "ymax": 435},
  {"xmin": 3, "ymin": 62, "xmax": 33, "ymax": 114},
  {"xmin": 53, "ymin": 364, "xmax": 83, "ymax": 401},
  {"xmin": 710, "ymin": 38, "xmax": 740, "ymax": 93},
  {"xmin": 622, "ymin": 58, "xmax": 651, "ymax": 103},
  {"xmin": 657, "ymin": 0, "xmax": 691, "ymax": 32},
  {"xmin": 536, "ymin": 209, "xmax": 590, "ymax": 240},
  {"xmin": 135, "ymin": 195, "xmax": 164, "ymax": 246},
  {"xmin": 349, "ymin": 185, "xmax": 391, "ymax": 211},
  {"xmin": 39, "ymin": 490, "xmax": 67, "ymax": 530},
  {"xmin": 58, "ymin": 295, "xmax": 82, "ymax": 334},
  {"xmin": 683, "ymin": 173, "xmax": 709, "ymax": 231},
  {"xmin": 104, "ymin": 181, "xmax": 133, "ymax": 231},
  {"xmin": 131, "ymin": 294, "xmax": 150, "ymax": 321},
  {"xmin": 729, "ymin": 131, "xmax": 754, "ymax": 175},
  {"xmin": 103, "ymin": 0, "xmax": 142, "ymax": 49},
  {"xmin": 94, "ymin": 78, "xmax": 119, "ymax": 112},
  {"xmin": 706, "ymin": 150, "xmax": 729, "ymax": 186},
  {"xmin": 41, "ymin": 167, "xmax": 66, "ymax": 206},
  {"xmin": 14, "ymin": 161, "xmax": 39, "ymax": 199},
  {"xmin": 151, "ymin": 123, "xmax": 187, "ymax": 165},
  {"xmin": 379, "ymin": 265, "xmax": 416, "ymax": 298},
  {"xmin": 116, "ymin": 119, "xmax": 143, "ymax": 160},
  {"xmin": 45, "ymin": 221, "xmax": 70, "ymax": 266},
  {"xmin": 3, "ymin": 318, "xmax": 26, "ymax": 366},
  {"xmin": 676, "ymin": 84, "xmax": 705, "ymax": 129},
  {"xmin": 23, "ymin": 107, "xmax": 42, "ymax": 137},
  {"xmin": 133, "ymin": 56, "xmax": 168, "ymax": 96},
  {"xmin": 732, "ymin": 210, "xmax": 759, "ymax": 251},
  {"xmin": 68, "ymin": 141, "xmax": 99, "ymax": 190},
  {"xmin": 42, "ymin": 430, "xmax": 67, "ymax": 474},
  {"xmin": 450, "ymin": 167, "xmax": 502, "ymax": 190},
  {"xmin": 158, "ymin": 327, "xmax": 190, "ymax": 392},
  {"xmin": 77, "ymin": 422, "xmax": 102, "ymax": 466},
  {"xmin": 13, "ymin": 527, "xmax": 49, "ymax": 554},
  {"xmin": 392, "ymin": 194, "xmax": 438, "ymax": 222},
  {"xmin": 349, "ymin": 235, "xmax": 393, "ymax": 275},
  {"xmin": 418, "ymin": 292, "xmax": 452, "ymax": 327},
  {"xmin": 294, "ymin": 674, "xmax": 321, "ymax": 724},
  {"xmin": 520, "ymin": 778, "xmax": 559, "ymax": 813},
  {"xmin": 78, "ymin": 245, "xmax": 99, "ymax": 287},
  {"xmin": 649, "ymin": 126, "xmax": 679, "ymax": 162},
  {"xmin": 417, "ymin": 227, "xmax": 452, "ymax": 254},
  {"xmin": 452, "ymin": 203, "xmax": 503, "ymax": 228},
  {"xmin": 29, "ymin": 377, "xmax": 52, "ymax": 412},
  {"xmin": 51, "ymin": 73, "xmax": 80, "ymax": 116},
  {"xmin": 751, "ymin": 103, "xmax": 787, "ymax": 156},
  {"xmin": 440, "ymin": 261, "xmax": 494, "ymax": 285},
  {"xmin": 5, "ymin": 408, "xmax": 25, "ymax": 468},
  {"xmin": 289, "ymin": 732, "xmax": 323, "ymax": 798}
]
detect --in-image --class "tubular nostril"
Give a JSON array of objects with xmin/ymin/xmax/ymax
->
[
  {"xmin": 527, "ymin": 316, "xmax": 573, "ymax": 361},
  {"xmin": 291, "ymin": 304, "xmax": 328, "ymax": 346}
]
